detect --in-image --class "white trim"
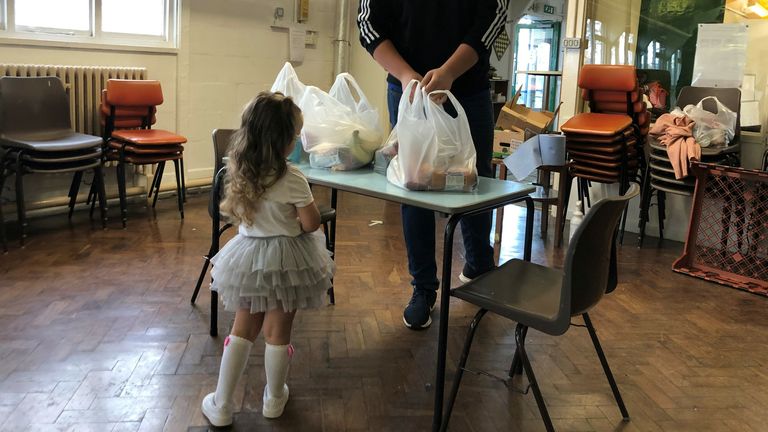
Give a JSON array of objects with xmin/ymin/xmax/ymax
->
[
  {"xmin": 0, "ymin": 36, "xmax": 178, "ymax": 54},
  {"xmin": 482, "ymin": 0, "xmax": 509, "ymax": 47},
  {"xmin": 357, "ymin": 0, "xmax": 378, "ymax": 45},
  {"xmin": 0, "ymin": 0, "xmax": 178, "ymax": 49}
]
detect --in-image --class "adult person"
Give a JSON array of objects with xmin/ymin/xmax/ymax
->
[{"xmin": 358, "ymin": 0, "xmax": 509, "ymax": 329}]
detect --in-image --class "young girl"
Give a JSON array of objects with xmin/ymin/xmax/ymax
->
[{"xmin": 201, "ymin": 92, "xmax": 334, "ymax": 426}]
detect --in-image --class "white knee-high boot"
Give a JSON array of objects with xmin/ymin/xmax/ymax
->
[
  {"xmin": 262, "ymin": 343, "xmax": 293, "ymax": 418},
  {"xmin": 201, "ymin": 335, "xmax": 253, "ymax": 427}
]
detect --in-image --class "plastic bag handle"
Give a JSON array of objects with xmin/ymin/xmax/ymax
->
[
  {"xmin": 335, "ymin": 72, "xmax": 371, "ymax": 108},
  {"xmin": 399, "ymin": 79, "xmax": 426, "ymax": 118},
  {"xmin": 426, "ymin": 90, "xmax": 467, "ymax": 121},
  {"xmin": 696, "ymin": 96, "xmax": 726, "ymax": 114}
]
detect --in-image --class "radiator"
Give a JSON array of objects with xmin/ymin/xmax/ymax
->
[{"xmin": 0, "ymin": 64, "xmax": 147, "ymax": 137}]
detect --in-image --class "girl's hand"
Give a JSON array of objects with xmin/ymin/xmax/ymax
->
[{"xmin": 421, "ymin": 67, "xmax": 455, "ymax": 104}]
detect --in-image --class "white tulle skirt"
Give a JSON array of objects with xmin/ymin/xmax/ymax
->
[{"xmin": 210, "ymin": 230, "xmax": 334, "ymax": 313}]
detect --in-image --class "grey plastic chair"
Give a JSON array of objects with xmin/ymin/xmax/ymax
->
[
  {"xmin": 0, "ymin": 77, "xmax": 106, "ymax": 250},
  {"xmin": 638, "ymin": 86, "xmax": 741, "ymax": 247},
  {"xmin": 190, "ymin": 129, "xmax": 338, "ymax": 337},
  {"xmin": 439, "ymin": 184, "xmax": 640, "ymax": 432}
]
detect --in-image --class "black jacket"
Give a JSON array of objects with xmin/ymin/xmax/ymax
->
[{"xmin": 357, "ymin": 0, "xmax": 508, "ymax": 96}]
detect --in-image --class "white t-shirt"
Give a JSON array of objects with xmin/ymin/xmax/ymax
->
[{"xmin": 238, "ymin": 164, "xmax": 314, "ymax": 238}]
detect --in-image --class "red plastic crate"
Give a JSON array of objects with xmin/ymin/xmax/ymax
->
[{"xmin": 673, "ymin": 162, "xmax": 768, "ymax": 295}]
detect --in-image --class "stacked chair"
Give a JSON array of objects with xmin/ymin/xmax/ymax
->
[
  {"xmin": 191, "ymin": 129, "xmax": 338, "ymax": 337},
  {"xmin": 561, "ymin": 65, "xmax": 649, "ymax": 241},
  {"xmin": 638, "ymin": 86, "xmax": 741, "ymax": 246},
  {"xmin": 97, "ymin": 79, "xmax": 186, "ymax": 227},
  {"xmin": 0, "ymin": 76, "xmax": 107, "ymax": 250}
]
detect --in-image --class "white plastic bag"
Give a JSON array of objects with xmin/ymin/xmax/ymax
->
[
  {"xmin": 683, "ymin": 96, "xmax": 737, "ymax": 148},
  {"xmin": 301, "ymin": 73, "xmax": 383, "ymax": 170},
  {"xmin": 271, "ymin": 63, "xmax": 308, "ymax": 163},
  {"xmin": 270, "ymin": 62, "xmax": 306, "ymax": 105},
  {"xmin": 386, "ymin": 80, "xmax": 478, "ymax": 192}
]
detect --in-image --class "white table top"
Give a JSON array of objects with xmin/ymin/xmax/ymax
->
[{"xmin": 295, "ymin": 164, "xmax": 535, "ymax": 215}]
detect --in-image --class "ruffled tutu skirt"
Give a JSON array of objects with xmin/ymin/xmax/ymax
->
[{"xmin": 210, "ymin": 230, "xmax": 335, "ymax": 313}]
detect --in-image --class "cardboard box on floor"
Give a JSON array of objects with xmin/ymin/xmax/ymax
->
[{"xmin": 495, "ymin": 87, "xmax": 560, "ymax": 134}]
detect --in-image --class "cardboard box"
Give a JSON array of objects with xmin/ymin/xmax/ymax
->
[
  {"xmin": 495, "ymin": 87, "xmax": 560, "ymax": 134},
  {"xmin": 493, "ymin": 128, "xmax": 524, "ymax": 159}
]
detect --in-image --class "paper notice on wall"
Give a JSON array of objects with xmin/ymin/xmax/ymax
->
[
  {"xmin": 289, "ymin": 24, "xmax": 306, "ymax": 63},
  {"xmin": 692, "ymin": 23, "xmax": 748, "ymax": 88},
  {"xmin": 742, "ymin": 75, "xmax": 756, "ymax": 101},
  {"xmin": 741, "ymin": 101, "xmax": 761, "ymax": 127}
]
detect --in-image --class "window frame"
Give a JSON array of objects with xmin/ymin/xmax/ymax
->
[{"xmin": 0, "ymin": 0, "xmax": 178, "ymax": 50}]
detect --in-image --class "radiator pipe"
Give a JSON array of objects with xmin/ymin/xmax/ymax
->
[{"xmin": 333, "ymin": 0, "xmax": 351, "ymax": 76}]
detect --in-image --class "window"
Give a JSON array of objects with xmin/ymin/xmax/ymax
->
[
  {"xmin": 16, "ymin": 0, "xmax": 90, "ymax": 34},
  {"xmin": 102, "ymin": 0, "xmax": 165, "ymax": 37},
  {"xmin": 1, "ymin": 0, "xmax": 178, "ymax": 49}
]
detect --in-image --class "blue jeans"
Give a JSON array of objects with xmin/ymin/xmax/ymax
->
[{"xmin": 388, "ymin": 84, "xmax": 494, "ymax": 291}]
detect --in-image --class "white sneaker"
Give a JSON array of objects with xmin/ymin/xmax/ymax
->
[
  {"xmin": 201, "ymin": 392, "xmax": 234, "ymax": 427},
  {"xmin": 262, "ymin": 384, "xmax": 290, "ymax": 419},
  {"xmin": 459, "ymin": 272, "xmax": 473, "ymax": 284}
]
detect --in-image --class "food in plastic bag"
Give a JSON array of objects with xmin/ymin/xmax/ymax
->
[
  {"xmin": 683, "ymin": 96, "xmax": 737, "ymax": 148},
  {"xmin": 386, "ymin": 80, "xmax": 478, "ymax": 192},
  {"xmin": 300, "ymin": 73, "xmax": 383, "ymax": 170},
  {"xmin": 374, "ymin": 129, "xmax": 398, "ymax": 175}
]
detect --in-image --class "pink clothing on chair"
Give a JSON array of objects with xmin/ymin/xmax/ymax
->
[{"xmin": 650, "ymin": 113, "xmax": 700, "ymax": 179}]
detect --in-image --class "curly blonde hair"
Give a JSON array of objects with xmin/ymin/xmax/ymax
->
[{"xmin": 220, "ymin": 92, "xmax": 302, "ymax": 226}]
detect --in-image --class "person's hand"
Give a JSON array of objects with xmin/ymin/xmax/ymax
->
[
  {"xmin": 421, "ymin": 67, "xmax": 456, "ymax": 104},
  {"xmin": 399, "ymin": 71, "xmax": 423, "ymax": 102}
]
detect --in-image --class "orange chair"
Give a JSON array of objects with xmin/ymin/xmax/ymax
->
[
  {"xmin": 101, "ymin": 79, "xmax": 186, "ymax": 227},
  {"xmin": 561, "ymin": 65, "xmax": 647, "ymax": 242}
]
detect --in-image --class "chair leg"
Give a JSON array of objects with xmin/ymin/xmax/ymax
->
[
  {"xmin": 582, "ymin": 313, "xmax": 630, "ymax": 420},
  {"xmin": 554, "ymin": 169, "xmax": 571, "ymax": 248},
  {"xmin": 516, "ymin": 323, "xmax": 554, "ymax": 432},
  {"xmin": 180, "ymin": 157, "xmax": 187, "ymax": 203},
  {"xmin": 322, "ymin": 220, "xmax": 336, "ymax": 305},
  {"xmin": 94, "ymin": 165, "xmax": 108, "ymax": 229},
  {"xmin": 192, "ymin": 256, "xmax": 212, "ymax": 304},
  {"xmin": 147, "ymin": 162, "xmax": 161, "ymax": 200},
  {"xmin": 440, "ymin": 308, "xmax": 488, "ymax": 432},
  {"xmin": 88, "ymin": 180, "xmax": 97, "ymax": 220},
  {"xmin": 328, "ymin": 189, "xmax": 338, "ymax": 305},
  {"xmin": 638, "ymin": 165, "xmax": 652, "ymax": 248},
  {"xmin": 173, "ymin": 159, "xmax": 184, "ymax": 219},
  {"xmin": 210, "ymin": 290, "xmax": 218, "ymax": 337},
  {"xmin": 152, "ymin": 162, "xmax": 166, "ymax": 209},
  {"xmin": 67, "ymin": 171, "xmax": 84, "ymax": 219},
  {"xmin": 0, "ymin": 166, "xmax": 7, "ymax": 253},
  {"xmin": 14, "ymin": 157, "xmax": 27, "ymax": 247},
  {"xmin": 508, "ymin": 325, "xmax": 527, "ymax": 377},
  {"xmin": 117, "ymin": 156, "xmax": 128, "ymax": 228},
  {"xmin": 657, "ymin": 190, "xmax": 666, "ymax": 245}
]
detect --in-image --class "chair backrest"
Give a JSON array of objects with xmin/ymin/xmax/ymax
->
[
  {"xmin": 212, "ymin": 129, "xmax": 235, "ymax": 174},
  {"xmin": 0, "ymin": 76, "xmax": 71, "ymax": 136},
  {"xmin": 561, "ymin": 184, "xmax": 640, "ymax": 320},
  {"xmin": 578, "ymin": 65, "xmax": 637, "ymax": 92},
  {"xmin": 106, "ymin": 79, "xmax": 164, "ymax": 107},
  {"xmin": 209, "ymin": 128, "xmax": 236, "ymax": 219},
  {"xmin": 676, "ymin": 86, "xmax": 741, "ymax": 141}
]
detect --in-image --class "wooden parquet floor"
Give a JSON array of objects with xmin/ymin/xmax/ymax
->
[{"xmin": 1, "ymin": 188, "xmax": 768, "ymax": 432}]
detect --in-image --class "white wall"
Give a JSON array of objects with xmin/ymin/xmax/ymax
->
[{"xmin": 0, "ymin": 0, "xmax": 339, "ymax": 210}]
